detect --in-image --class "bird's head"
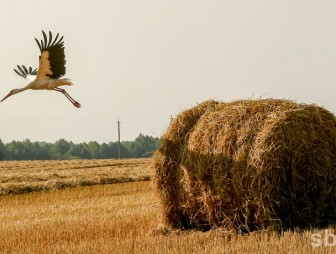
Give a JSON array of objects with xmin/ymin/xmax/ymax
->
[{"xmin": 1, "ymin": 89, "xmax": 21, "ymax": 102}]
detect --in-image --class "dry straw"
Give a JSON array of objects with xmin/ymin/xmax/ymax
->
[{"xmin": 151, "ymin": 99, "xmax": 336, "ymax": 233}]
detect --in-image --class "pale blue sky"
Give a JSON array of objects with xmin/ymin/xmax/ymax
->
[{"xmin": 0, "ymin": 0, "xmax": 335, "ymax": 143}]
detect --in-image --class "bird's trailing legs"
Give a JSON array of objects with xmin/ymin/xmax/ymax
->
[{"xmin": 53, "ymin": 88, "xmax": 81, "ymax": 108}]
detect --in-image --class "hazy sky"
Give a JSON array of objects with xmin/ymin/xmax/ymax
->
[{"xmin": 0, "ymin": 0, "xmax": 335, "ymax": 143}]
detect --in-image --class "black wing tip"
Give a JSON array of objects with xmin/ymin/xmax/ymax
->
[
  {"xmin": 14, "ymin": 65, "xmax": 38, "ymax": 78},
  {"xmin": 36, "ymin": 30, "xmax": 64, "ymax": 51},
  {"xmin": 14, "ymin": 68, "xmax": 24, "ymax": 78},
  {"xmin": 35, "ymin": 38, "xmax": 42, "ymax": 52}
]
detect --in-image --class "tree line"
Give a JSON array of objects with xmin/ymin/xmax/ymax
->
[{"xmin": 0, "ymin": 134, "xmax": 160, "ymax": 160}]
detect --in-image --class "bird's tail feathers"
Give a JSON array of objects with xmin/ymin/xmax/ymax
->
[
  {"xmin": 49, "ymin": 78, "xmax": 73, "ymax": 89},
  {"xmin": 60, "ymin": 78, "xmax": 73, "ymax": 86}
]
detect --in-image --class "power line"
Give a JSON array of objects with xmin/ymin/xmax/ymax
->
[{"xmin": 0, "ymin": 117, "xmax": 165, "ymax": 129}]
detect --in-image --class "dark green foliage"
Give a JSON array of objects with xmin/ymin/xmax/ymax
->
[
  {"xmin": 0, "ymin": 139, "xmax": 5, "ymax": 160},
  {"xmin": 125, "ymin": 134, "xmax": 160, "ymax": 158},
  {"xmin": 0, "ymin": 134, "xmax": 159, "ymax": 161}
]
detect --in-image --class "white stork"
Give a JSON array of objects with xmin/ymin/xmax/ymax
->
[{"xmin": 1, "ymin": 31, "xmax": 81, "ymax": 108}]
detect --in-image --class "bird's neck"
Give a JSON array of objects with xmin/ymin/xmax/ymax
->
[
  {"xmin": 13, "ymin": 82, "xmax": 34, "ymax": 95},
  {"xmin": 22, "ymin": 81, "xmax": 35, "ymax": 91},
  {"xmin": 18, "ymin": 87, "xmax": 29, "ymax": 92}
]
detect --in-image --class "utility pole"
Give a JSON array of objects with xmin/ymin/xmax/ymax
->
[{"xmin": 117, "ymin": 118, "xmax": 121, "ymax": 159}]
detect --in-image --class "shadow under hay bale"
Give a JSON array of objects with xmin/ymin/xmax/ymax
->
[{"xmin": 151, "ymin": 99, "xmax": 336, "ymax": 233}]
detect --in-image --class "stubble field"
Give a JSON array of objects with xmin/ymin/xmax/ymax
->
[
  {"xmin": 0, "ymin": 159, "xmax": 334, "ymax": 253},
  {"xmin": 0, "ymin": 158, "xmax": 150, "ymax": 195}
]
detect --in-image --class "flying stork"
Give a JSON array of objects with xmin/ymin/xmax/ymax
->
[{"xmin": 1, "ymin": 31, "xmax": 81, "ymax": 108}]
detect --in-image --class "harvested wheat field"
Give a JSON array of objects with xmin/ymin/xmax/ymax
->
[
  {"xmin": 152, "ymin": 99, "xmax": 336, "ymax": 232},
  {"xmin": 0, "ymin": 158, "xmax": 150, "ymax": 195},
  {"xmin": 0, "ymin": 181, "xmax": 334, "ymax": 253}
]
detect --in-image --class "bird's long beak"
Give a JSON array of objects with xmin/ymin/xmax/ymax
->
[{"xmin": 1, "ymin": 92, "xmax": 13, "ymax": 102}]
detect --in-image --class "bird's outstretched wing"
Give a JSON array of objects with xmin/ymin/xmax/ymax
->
[
  {"xmin": 35, "ymin": 31, "xmax": 66, "ymax": 80},
  {"xmin": 14, "ymin": 65, "xmax": 38, "ymax": 79}
]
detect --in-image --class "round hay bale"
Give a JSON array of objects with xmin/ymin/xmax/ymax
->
[{"xmin": 151, "ymin": 99, "xmax": 336, "ymax": 232}]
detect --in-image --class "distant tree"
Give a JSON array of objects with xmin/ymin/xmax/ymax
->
[
  {"xmin": 131, "ymin": 134, "xmax": 160, "ymax": 157},
  {"xmin": 0, "ymin": 134, "xmax": 160, "ymax": 160},
  {"xmin": 37, "ymin": 142, "xmax": 52, "ymax": 160},
  {"xmin": 5, "ymin": 140, "xmax": 32, "ymax": 160},
  {"xmin": 22, "ymin": 139, "xmax": 34, "ymax": 159},
  {"xmin": 77, "ymin": 143, "xmax": 91, "ymax": 159},
  {"xmin": 99, "ymin": 143, "xmax": 111, "ymax": 159},
  {"xmin": 88, "ymin": 141, "xmax": 100, "ymax": 158},
  {"xmin": 120, "ymin": 143, "xmax": 131, "ymax": 158},
  {"xmin": 52, "ymin": 139, "xmax": 71, "ymax": 159},
  {"xmin": 107, "ymin": 142, "xmax": 119, "ymax": 158},
  {"xmin": 66, "ymin": 143, "xmax": 81, "ymax": 159},
  {"xmin": 0, "ymin": 139, "xmax": 5, "ymax": 160}
]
